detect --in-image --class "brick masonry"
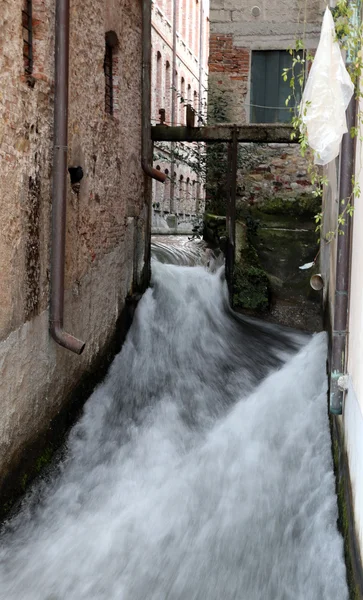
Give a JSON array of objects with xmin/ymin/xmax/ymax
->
[
  {"xmin": 238, "ymin": 144, "xmax": 314, "ymax": 205},
  {"xmin": 0, "ymin": 0, "xmax": 149, "ymax": 494},
  {"xmin": 151, "ymin": 0, "xmax": 209, "ymax": 220},
  {"xmin": 207, "ymin": 0, "xmax": 325, "ymax": 198}
]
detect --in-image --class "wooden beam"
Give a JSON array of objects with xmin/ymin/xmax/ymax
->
[{"xmin": 151, "ymin": 123, "xmax": 297, "ymax": 143}]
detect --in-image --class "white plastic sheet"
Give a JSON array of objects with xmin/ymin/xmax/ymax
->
[{"xmin": 300, "ymin": 7, "xmax": 354, "ymax": 166}]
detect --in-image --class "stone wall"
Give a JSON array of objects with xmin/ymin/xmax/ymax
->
[
  {"xmin": 206, "ymin": 0, "xmax": 325, "ymax": 330},
  {"xmin": 237, "ymin": 144, "xmax": 314, "ymax": 206},
  {"xmin": 0, "ymin": 0, "xmax": 149, "ymax": 502}
]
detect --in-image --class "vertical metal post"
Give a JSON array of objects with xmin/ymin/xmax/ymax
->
[{"xmin": 225, "ymin": 127, "xmax": 238, "ymax": 302}]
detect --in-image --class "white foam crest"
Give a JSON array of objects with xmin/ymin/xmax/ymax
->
[{"xmin": 0, "ymin": 252, "xmax": 347, "ymax": 600}]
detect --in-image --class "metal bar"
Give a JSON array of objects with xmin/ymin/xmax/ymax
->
[
  {"xmin": 169, "ymin": 0, "xmax": 179, "ymax": 213},
  {"xmin": 151, "ymin": 124, "xmax": 296, "ymax": 143},
  {"xmin": 27, "ymin": 0, "xmax": 32, "ymax": 73},
  {"xmin": 104, "ymin": 43, "xmax": 113, "ymax": 115},
  {"xmin": 225, "ymin": 140, "xmax": 233, "ymax": 290},
  {"xmin": 22, "ymin": 0, "xmax": 33, "ymax": 74},
  {"xmin": 50, "ymin": 0, "xmax": 85, "ymax": 354}
]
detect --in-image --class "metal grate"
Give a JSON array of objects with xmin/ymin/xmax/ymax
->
[
  {"xmin": 22, "ymin": 0, "xmax": 33, "ymax": 75},
  {"xmin": 104, "ymin": 42, "xmax": 113, "ymax": 115}
]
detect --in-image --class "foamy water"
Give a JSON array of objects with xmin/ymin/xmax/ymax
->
[{"xmin": 0, "ymin": 240, "xmax": 347, "ymax": 599}]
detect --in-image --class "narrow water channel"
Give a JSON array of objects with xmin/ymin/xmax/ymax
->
[{"xmin": 0, "ymin": 238, "xmax": 348, "ymax": 599}]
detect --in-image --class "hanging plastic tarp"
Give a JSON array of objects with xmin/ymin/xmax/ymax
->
[{"xmin": 300, "ymin": 7, "xmax": 354, "ymax": 166}]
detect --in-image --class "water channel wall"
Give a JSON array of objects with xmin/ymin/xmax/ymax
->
[
  {"xmin": 321, "ymin": 154, "xmax": 363, "ymax": 594},
  {"xmin": 0, "ymin": 0, "xmax": 150, "ymax": 512}
]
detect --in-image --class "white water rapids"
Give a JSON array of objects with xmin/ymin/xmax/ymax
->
[{"xmin": 0, "ymin": 238, "xmax": 348, "ymax": 599}]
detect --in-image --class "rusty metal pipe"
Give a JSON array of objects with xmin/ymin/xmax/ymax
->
[
  {"xmin": 329, "ymin": 95, "xmax": 357, "ymax": 414},
  {"xmin": 49, "ymin": 0, "xmax": 85, "ymax": 354},
  {"xmin": 142, "ymin": 0, "xmax": 166, "ymax": 184}
]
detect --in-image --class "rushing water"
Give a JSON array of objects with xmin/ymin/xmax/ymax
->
[{"xmin": 0, "ymin": 238, "xmax": 348, "ymax": 599}]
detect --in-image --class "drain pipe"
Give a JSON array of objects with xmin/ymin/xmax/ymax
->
[
  {"xmin": 329, "ymin": 95, "xmax": 357, "ymax": 414},
  {"xmin": 169, "ymin": 0, "xmax": 178, "ymax": 213},
  {"xmin": 142, "ymin": 0, "xmax": 166, "ymax": 184},
  {"xmin": 329, "ymin": 0, "xmax": 359, "ymax": 413},
  {"xmin": 49, "ymin": 0, "xmax": 85, "ymax": 354}
]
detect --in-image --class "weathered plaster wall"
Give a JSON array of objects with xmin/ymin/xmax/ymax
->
[{"xmin": 0, "ymin": 0, "xmax": 148, "ymax": 494}]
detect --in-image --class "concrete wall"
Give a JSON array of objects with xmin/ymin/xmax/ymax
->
[
  {"xmin": 345, "ymin": 104, "xmax": 363, "ymax": 559},
  {"xmin": 320, "ymin": 107, "xmax": 363, "ymax": 572},
  {"xmin": 0, "ymin": 0, "xmax": 149, "ymax": 496}
]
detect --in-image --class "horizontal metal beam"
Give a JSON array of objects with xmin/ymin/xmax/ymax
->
[{"xmin": 151, "ymin": 123, "xmax": 297, "ymax": 143}]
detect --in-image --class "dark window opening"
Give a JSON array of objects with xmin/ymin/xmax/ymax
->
[
  {"xmin": 104, "ymin": 31, "xmax": 118, "ymax": 116},
  {"xmin": 104, "ymin": 43, "xmax": 113, "ymax": 115},
  {"xmin": 250, "ymin": 50, "xmax": 304, "ymax": 124},
  {"xmin": 22, "ymin": 0, "xmax": 33, "ymax": 75}
]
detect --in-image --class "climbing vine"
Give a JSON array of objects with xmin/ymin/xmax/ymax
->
[{"xmin": 283, "ymin": 0, "xmax": 363, "ymax": 244}]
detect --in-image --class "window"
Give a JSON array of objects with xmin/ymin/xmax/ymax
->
[
  {"xmin": 155, "ymin": 51, "xmax": 162, "ymax": 120},
  {"xmin": 250, "ymin": 50, "xmax": 303, "ymax": 124},
  {"xmin": 165, "ymin": 60, "xmax": 171, "ymax": 121},
  {"xmin": 22, "ymin": 0, "xmax": 33, "ymax": 75},
  {"xmin": 104, "ymin": 31, "xmax": 118, "ymax": 115},
  {"xmin": 193, "ymin": 90, "xmax": 198, "ymax": 111},
  {"xmin": 180, "ymin": 77, "xmax": 185, "ymax": 124}
]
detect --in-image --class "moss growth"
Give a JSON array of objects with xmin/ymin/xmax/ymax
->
[
  {"xmin": 331, "ymin": 421, "xmax": 363, "ymax": 600},
  {"xmin": 20, "ymin": 473, "xmax": 28, "ymax": 492},
  {"xmin": 232, "ymin": 216, "xmax": 271, "ymax": 313},
  {"xmin": 203, "ymin": 213, "xmax": 227, "ymax": 248},
  {"xmin": 233, "ymin": 264, "xmax": 270, "ymax": 311},
  {"xmin": 35, "ymin": 446, "xmax": 54, "ymax": 473},
  {"xmin": 253, "ymin": 194, "xmax": 321, "ymax": 219}
]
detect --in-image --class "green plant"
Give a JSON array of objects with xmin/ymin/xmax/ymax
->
[{"xmin": 283, "ymin": 1, "xmax": 363, "ymax": 243}]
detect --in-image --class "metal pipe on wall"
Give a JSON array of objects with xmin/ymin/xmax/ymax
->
[
  {"xmin": 329, "ymin": 0, "xmax": 360, "ymax": 413},
  {"xmin": 142, "ymin": 0, "xmax": 166, "ymax": 184},
  {"xmin": 169, "ymin": 0, "xmax": 178, "ymax": 213},
  {"xmin": 329, "ymin": 96, "xmax": 357, "ymax": 414},
  {"xmin": 196, "ymin": 0, "xmax": 204, "ymax": 212},
  {"xmin": 49, "ymin": 0, "xmax": 85, "ymax": 354}
]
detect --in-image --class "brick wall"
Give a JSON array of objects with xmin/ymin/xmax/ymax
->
[
  {"xmin": 151, "ymin": 0, "xmax": 209, "ymax": 221},
  {"xmin": 0, "ymin": 0, "xmax": 148, "ymax": 497},
  {"xmin": 237, "ymin": 144, "xmax": 314, "ymax": 205},
  {"xmin": 209, "ymin": 34, "xmax": 249, "ymax": 78},
  {"xmin": 207, "ymin": 0, "xmax": 325, "ymax": 209}
]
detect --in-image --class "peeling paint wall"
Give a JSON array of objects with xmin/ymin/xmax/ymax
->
[{"xmin": 0, "ymin": 0, "xmax": 149, "ymax": 493}]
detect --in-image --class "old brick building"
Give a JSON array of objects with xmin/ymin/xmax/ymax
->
[
  {"xmin": 0, "ymin": 0, "xmax": 151, "ymax": 502},
  {"xmin": 151, "ymin": 0, "xmax": 209, "ymax": 228},
  {"xmin": 208, "ymin": 0, "xmax": 325, "ymax": 124},
  {"xmin": 207, "ymin": 0, "xmax": 326, "ymax": 204},
  {"xmin": 206, "ymin": 1, "xmax": 326, "ymax": 329}
]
